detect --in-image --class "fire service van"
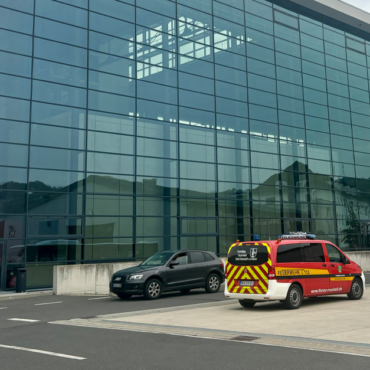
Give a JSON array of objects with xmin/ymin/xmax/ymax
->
[{"xmin": 225, "ymin": 233, "xmax": 365, "ymax": 309}]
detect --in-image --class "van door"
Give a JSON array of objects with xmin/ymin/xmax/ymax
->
[
  {"xmin": 226, "ymin": 243, "xmax": 271, "ymax": 295},
  {"xmin": 301, "ymin": 242, "xmax": 330, "ymax": 296},
  {"xmin": 325, "ymin": 244, "xmax": 352, "ymax": 293}
]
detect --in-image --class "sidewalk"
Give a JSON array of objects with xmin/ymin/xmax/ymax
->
[
  {"xmin": 106, "ymin": 292, "xmax": 370, "ymax": 345},
  {"xmin": 0, "ymin": 289, "xmax": 53, "ymax": 301}
]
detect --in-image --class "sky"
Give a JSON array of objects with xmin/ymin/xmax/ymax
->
[{"xmin": 341, "ymin": 0, "xmax": 370, "ymax": 13}]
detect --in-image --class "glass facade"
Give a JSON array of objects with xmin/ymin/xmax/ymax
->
[{"xmin": 0, "ymin": 0, "xmax": 370, "ymax": 289}]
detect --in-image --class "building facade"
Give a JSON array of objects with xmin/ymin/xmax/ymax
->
[{"xmin": 0, "ymin": 0, "xmax": 370, "ymax": 289}]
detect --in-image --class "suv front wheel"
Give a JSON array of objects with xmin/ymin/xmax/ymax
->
[{"xmin": 144, "ymin": 279, "xmax": 162, "ymax": 300}]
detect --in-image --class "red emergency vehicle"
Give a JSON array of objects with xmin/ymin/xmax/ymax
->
[{"xmin": 224, "ymin": 233, "xmax": 365, "ymax": 309}]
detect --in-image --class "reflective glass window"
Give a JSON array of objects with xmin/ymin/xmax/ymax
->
[
  {"xmin": 34, "ymin": 38, "xmax": 87, "ymax": 68},
  {"xmin": 33, "ymin": 80, "xmax": 86, "ymax": 108},
  {"xmin": 138, "ymin": 138, "xmax": 177, "ymax": 159},
  {"xmin": 180, "ymin": 143, "xmax": 215, "ymax": 163},
  {"xmin": 31, "ymin": 124, "xmax": 86, "ymax": 150},
  {"xmin": 0, "ymin": 166, "xmax": 27, "ymax": 190},
  {"xmin": 0, "ymin": 74, "xmax": 31, "ymax": 100},
  {"xmin": 32, "ymin": 102, "xmax": 86, "ymax": 129},
  {"xmin": 137, "ymin": 157, "xmax": 178, "ymax": 178},
  {"xmin": 0, "ymin": 7, "xmax": 33, "ymax": 34},
  {"xmin": 137, "ymin": 118, "xmax": 178, "ymax": 141},
  {"xmin": 138, "ymin": 99, "xmax": 177, "ymax": 123},
  {"xmin": 87, "ymin": 152, "xmax": 134, "ymax": 175},
  {"xmin": 0, "ymin": 51, "xmax": 31, "ymax": 78},
  {"xmin": 0, "ymin": 143, "xmax": 28, "ymax": 168},
  {"xmin": 90, "ymin": 11, "xmax": 135, "ymax": 40},
  {"xmin": 0, "ymin": 29, "xmax": 32, "ymax": 56},
  {"xmin": 30, "ymin": 147, "xmax": 85, "ymax": 172},
  {"xmin": 0, "ymin": 0, "xmax": 34, "ymax": 13},
  {"xmin": 180, "ymin": 161, "xmax": 215, "ymax": 181},
  {"xmin": 88, "ymin": 131, "xmax": 134, "ymax": 156},
  {"xmin": 90, "ymin": 31, "xmax": 135, "ymax": 59},
  {"xmin": 0, "ymin": 96, "xmax": 30, "ymax": 122},
  {"xmin": 29, "ymin": 169, "xmax": 85, "ymax": 193},
  {"xmin": 91, "ymin": 51, "xmax": 135, "ymax": 79},
  {"xmin": 33, "ymin": 59, "xmax": 87, "ymax": 88},
  {"xmin": 138, "ymin": 81, "xmax": 177, "ymax": 105},
  {"xmin": 89, "ymin": 91, "xmax": 135, "ymax": 116},
  {"xmin": 35, "ymin": 17, "xmax": 87, "ymax": 47},
  {"xmin": 0, "ymin": 120, "xmax": 29, "ymax": 145},
  {"xmin": 88, "ymin": 113, "xmax": 134, "ymax": 136},
  {"xmin": 36, "ymin": 0, "xmax": 88, "ymax": 27},
  {"xmin": 89, "ymin": 71, "xmax": 135, "ymax": 97}
]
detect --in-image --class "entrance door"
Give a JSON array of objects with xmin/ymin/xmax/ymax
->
[{"xmin": 0, "ymin": 241, "xmax": 5, "ymax": 291}]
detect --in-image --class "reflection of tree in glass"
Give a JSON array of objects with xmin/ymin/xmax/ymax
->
[{"xmin": 341, "ymin": 204, "xmax": 360, "ymax": 249}]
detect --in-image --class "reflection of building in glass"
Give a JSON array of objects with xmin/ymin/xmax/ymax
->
[{"xmin": 0, "ymin": 0, "xmax": 370, "ymax": 289}]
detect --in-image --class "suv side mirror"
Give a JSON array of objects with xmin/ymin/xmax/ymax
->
[{"xmin": 169, "ymin": 261, "xmax": 179, "ymax": 268}]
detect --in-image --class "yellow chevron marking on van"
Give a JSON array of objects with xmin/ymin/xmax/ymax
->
[{"xmin": 247, "ymin": 266, "xmax": 259, "ymax": 280}]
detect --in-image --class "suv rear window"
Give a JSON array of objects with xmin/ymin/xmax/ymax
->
[{"xmin": 228, "ymin": 244, "xmax": 268, "ymax": 266}]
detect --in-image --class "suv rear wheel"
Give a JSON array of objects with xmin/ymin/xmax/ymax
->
[
  {"xmin": 347, "ymin": 278, "xmax": 363, "ymax": 300},
  {"xmin": 283, "ymin": 284, "xmax": 303, "ymax": 309},
  {"xmin": 205, "ymin": 273, "xmax": 221, "ymax": 293}
]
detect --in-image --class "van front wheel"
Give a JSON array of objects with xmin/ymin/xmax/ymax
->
[
  {"xmin": 347, "ymin": 278, "xmax": 363, "ymax": 300},
  {"xmin": 283, "ymin": 284, "xmax": 303, "ymax": 309}
]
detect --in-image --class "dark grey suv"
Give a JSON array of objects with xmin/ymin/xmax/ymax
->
[{"xmin": 110, "ymin": 250, "xmax": 225, "ymax": 300}]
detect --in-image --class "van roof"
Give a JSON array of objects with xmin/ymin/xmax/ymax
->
[{"xmin": 231, "ymin": 239, "xmax": 332, "ymax": 248}]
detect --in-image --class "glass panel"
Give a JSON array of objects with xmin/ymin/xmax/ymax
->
[
  {"xmin": 28, "ymin": 218, "xmax": 83, "ymax": 236},
  {"xmin": 34, "ymin": 38, "xmax": 87, "ymax": 68},
  {"xmin": 0, "ymin": 96, "xmax": 30, "ymax": 122},
  {"xmin": 33, "ymin": 59, "xmax": 87, "ymax": 88},
  {"xmin": 0, "ymin": 51, "xmax": 32, "ymax": 78},
  {"xmin": 36, "ymin": 0, "xmax": 88, "ymax": 27},
  {"xmin": 32, "ymin": 102, "xmax": 86, "ymax": 129},
  {"xmin": 35, "ymin": 17, "xmax": 87, "ymax": 47},
  {"xmin": 87, "ymin": 152, "xmax": 134, "ymax": 175},
  {"xmin": 0, "ymin": 143, "xmax": 28, "ymax": 167},
  {"xmin": 0, "ymin": 120, "xmax": 29, "ymax": 145},
  {"xmin": 31, "ymin": 124, "xmax": 86, "ymax": 150},
  {"xmin": 0, "ymin": 191, "xmax": 26, "ymax": 214},
  {"xmin": 29, "ymin": 169, "xmax": 84, "ymax": 193},
  {"xmin": 30, "ymin": 147, "xmax": 85, "ymax": 172},
  {"xmin": 0, "ymin": 167, "xmax": 27, "ymax": 190},
  {"xmin": 33, "ymin": 80, "xmax": 86, "ymax": 108}
]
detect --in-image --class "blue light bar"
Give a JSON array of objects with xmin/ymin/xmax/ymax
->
[{"xmin": 278, "ymin": 232, "xmax": 316, "ymax": 240}]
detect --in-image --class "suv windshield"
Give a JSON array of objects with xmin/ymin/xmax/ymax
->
[{"xmin": 141, "ymin": 251, "xmax": 176, "ymax": 266}]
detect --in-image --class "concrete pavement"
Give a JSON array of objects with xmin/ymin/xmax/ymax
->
[{"xmin": 106, "ymin": 293, "xmax": 370, "ymax": 344}]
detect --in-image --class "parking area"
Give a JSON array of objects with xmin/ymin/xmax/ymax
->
[{"xmin": 0, "ymin": 287, "xmax": 370, "ymax": 369}]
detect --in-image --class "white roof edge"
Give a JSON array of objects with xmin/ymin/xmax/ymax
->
[{"xmin": 290, "ymin": 0, "xmax": 370, "ymax": 35}]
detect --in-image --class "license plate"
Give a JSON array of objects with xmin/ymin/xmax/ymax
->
[
  {"xmin": 240, "ymin": 280, "xmax": 254, "ymax": 286},
  {"xmin": 113, "ymin": 283, "xmax": 122, "ymax": 288}
]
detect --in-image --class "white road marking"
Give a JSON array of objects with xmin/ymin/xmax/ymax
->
[
  {"xmin": 34, "ymin": 301, "xmax": 62, "ymax": 306},
  {"xmin": 8, "ymin": 318, "xmax": 40, "ymax": 322},
  {"xmin": 0, "ymin": 307, "xmax": 7, "ymax": 310},
  {"xmin": 88, "ymin": 297, "xmax": 111, "ymax": 300},
  {"xmin": 0, "ymin": 344, "xmax": 86, "ymax": 360}
]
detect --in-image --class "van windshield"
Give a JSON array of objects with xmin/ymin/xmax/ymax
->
[{"xmin": 228, "ymin": 244, "xmax": 268, "ymax": 266}]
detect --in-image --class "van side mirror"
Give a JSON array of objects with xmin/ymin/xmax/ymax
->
[{"xmin": 342, "ymin": 256, "xmax": 350, "ymax": 264}]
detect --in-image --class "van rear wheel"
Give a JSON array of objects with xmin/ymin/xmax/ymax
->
[
  {"xmin": 283, "ymin": 284, "xmax": 303, "ymax": 309},
  {"xmin": 347, "ymin": 278, "xmax": 363, "ymax": 300},
  {"xmin": 239, "ymin": 300, "xmax": 255, "ymax": 308}
]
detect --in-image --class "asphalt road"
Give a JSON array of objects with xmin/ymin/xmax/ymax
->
[{"xmin": 0, "ymin": 289, "xmax": 369, "ymax": 370}]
